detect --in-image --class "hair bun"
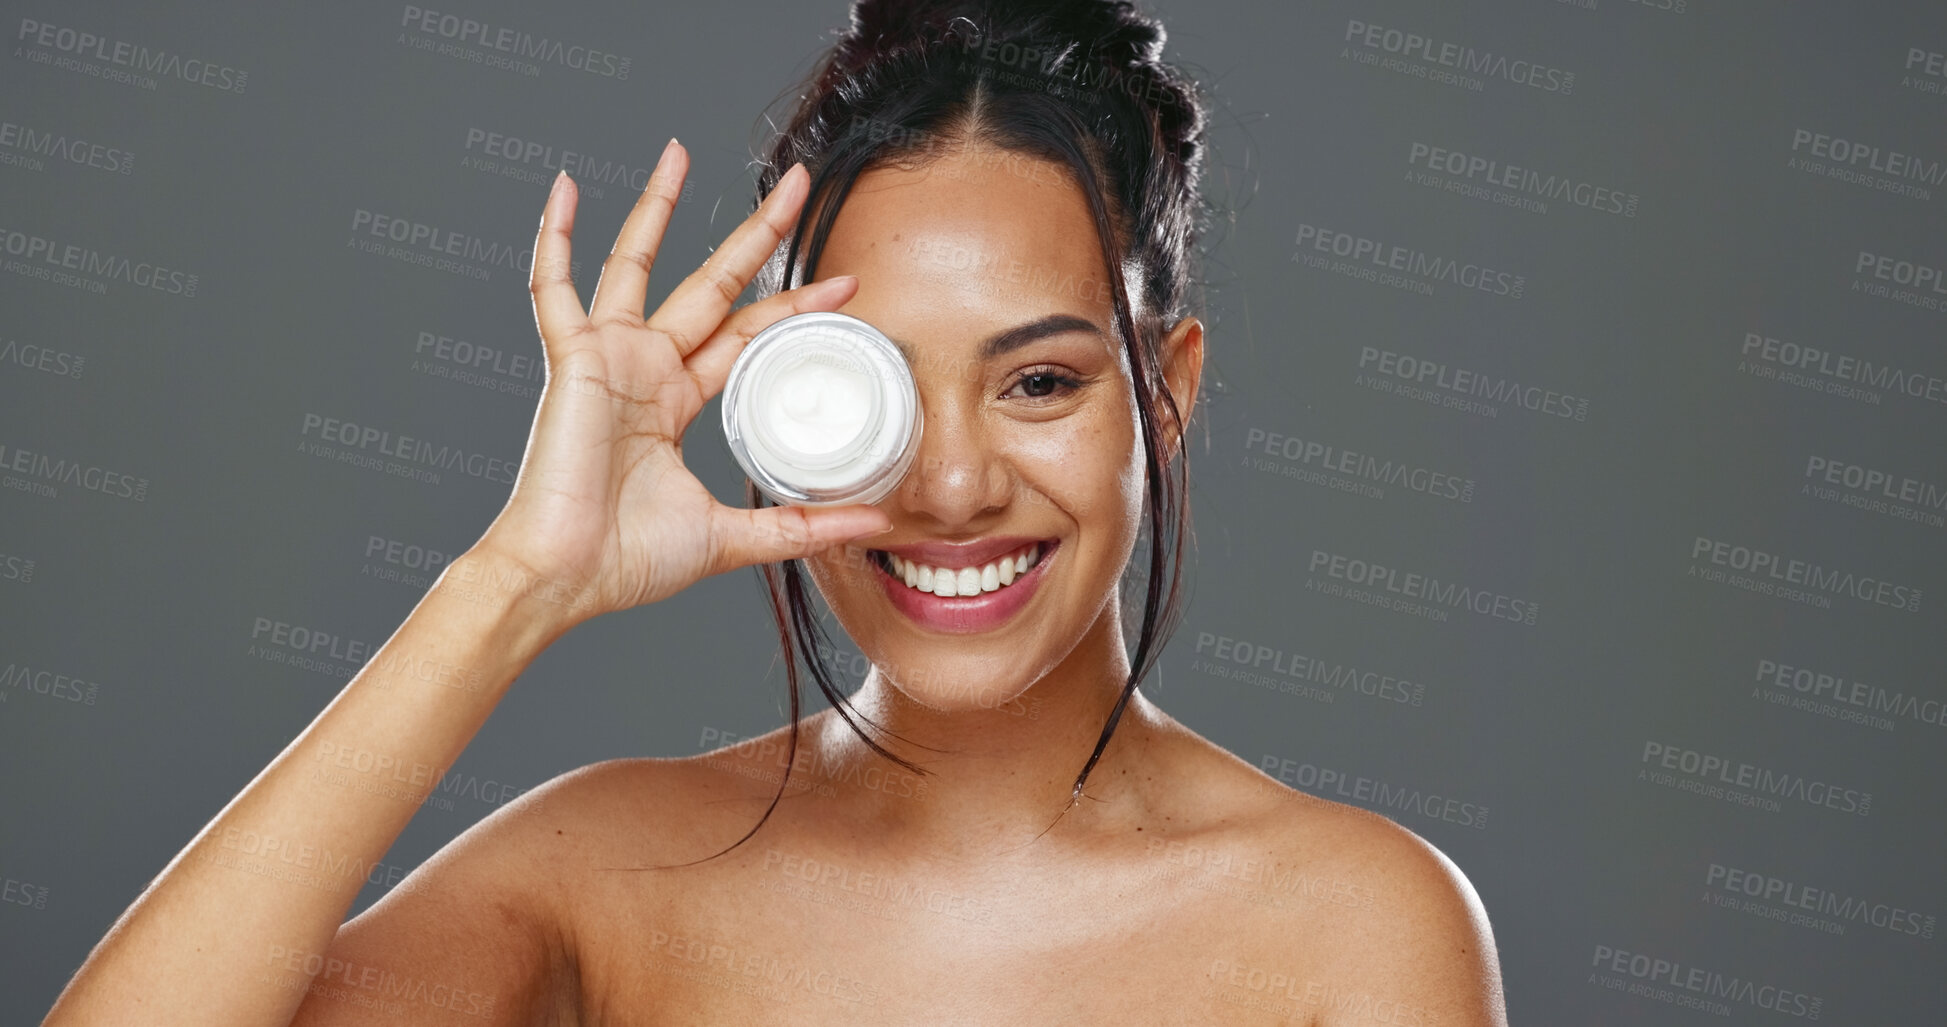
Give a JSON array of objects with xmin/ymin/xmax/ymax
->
[{"xmin": 844, "ymin": 0, "xmax": 1168, "ymax": 78}]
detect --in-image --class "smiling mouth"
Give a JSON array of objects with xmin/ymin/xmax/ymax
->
[{"xmin": 870, "ymin": 540, "xmax": 1054, "ymax": 598}]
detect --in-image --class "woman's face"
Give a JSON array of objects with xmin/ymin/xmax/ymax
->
[{"xmin": 800, "ymin": 141, "xmax": 1193, "ymax": 713}]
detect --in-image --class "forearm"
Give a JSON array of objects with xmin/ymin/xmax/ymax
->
[{"xmin": 45, "ymin": 549, "xmax": 582, "ymax": 1026}]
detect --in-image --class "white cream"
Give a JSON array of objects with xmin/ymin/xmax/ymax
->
[
  {"xmin": 721, "ymin": 312, "xmax": 922, "ymax": 507},
  {"xmin": 769, "ymin": 356, "xmax": 871, "ymax": 455}
]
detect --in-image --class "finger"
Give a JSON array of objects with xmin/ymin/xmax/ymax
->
[
  {"xmin": 706, "ymin": 501, "xmax": 891, "ymax": 578},
  {"xmin": 589, "ymin": 139, "xmax": 688, "ymax": 325},
  {"xmin": 648, "ymin": 163, "xmax": 810, "ymax": 359},
  {"xmin": 683, "ymin": 274, "xmax": 860, "ymax": 396},
  {"xmin": 530, "ymin": 171, "xmax": 592, "ymax": 351}
]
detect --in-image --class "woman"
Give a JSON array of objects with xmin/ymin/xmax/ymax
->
[{"xmin": 48, "ymin": 0, "xmax": 1507, "ymax": 1022}]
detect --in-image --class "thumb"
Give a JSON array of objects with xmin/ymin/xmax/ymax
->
[{"xmin": 709, "ymin": 503, "xmax": 893, "ymax": 574}]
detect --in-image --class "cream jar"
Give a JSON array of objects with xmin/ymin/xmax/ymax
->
[{"xmin": 720, "ymin": 311, "xmax": 923, "ymax": 507}]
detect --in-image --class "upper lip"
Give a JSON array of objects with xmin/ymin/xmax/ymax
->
[{"xmin": 871, "ymin": 536, "xmax": 1053, "ymax": 569}]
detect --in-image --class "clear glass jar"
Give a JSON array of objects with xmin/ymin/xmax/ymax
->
[{"xmin": 720, "ymin": 311, "xmax": 923, "ymax": 507}]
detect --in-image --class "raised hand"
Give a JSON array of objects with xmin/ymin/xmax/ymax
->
[{"xmin": 473, "ymin": 141, "xmax": 891, "ymax": 626}]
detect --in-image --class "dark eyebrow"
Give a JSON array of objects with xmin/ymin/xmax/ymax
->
[{"xmin": 888, "ymin": 314, "xmax": 1107, "ymax": 365}]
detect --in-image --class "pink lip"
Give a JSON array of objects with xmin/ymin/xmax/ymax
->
[{"xmin": 872, "ymin": 540, "xmax": 1057, "ymax": 635}]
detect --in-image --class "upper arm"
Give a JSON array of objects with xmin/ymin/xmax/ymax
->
[
  {"xmin": 1316, "ymin": 818, "xmax": 1507, "ymax": 1027},
  {"xmin": 286, "ymin": 769, "xmax": 593, "ymax": 1027}
]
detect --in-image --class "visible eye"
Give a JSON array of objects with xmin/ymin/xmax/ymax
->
[{"xmin": 1002, "ymin": 365, "xmax": 1086, "ymax": 402}]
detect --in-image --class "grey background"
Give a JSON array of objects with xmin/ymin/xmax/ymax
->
[{"xmin": 3, "ymin": 0, "xmax": 1943, "ymax": 1022}]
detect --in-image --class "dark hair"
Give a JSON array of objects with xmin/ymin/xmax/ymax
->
[{"xmin": 679, "ymin": 0, "xmax": 1207, "ymax": 867}]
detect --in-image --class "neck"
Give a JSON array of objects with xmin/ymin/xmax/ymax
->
[{"xmin": 806, "ymin": 601, "xmax": 1167, "ymax": 861}]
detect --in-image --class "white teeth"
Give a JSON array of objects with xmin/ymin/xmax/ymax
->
[{"xmin": 883, "ymin": 543, "xmax": 1044, "ymax": 598}]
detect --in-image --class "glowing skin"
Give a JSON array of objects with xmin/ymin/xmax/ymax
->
[
  {"xmin": 785, "ymin": 138, "xmax": 1202, "ymax": 847},
  {"xmin": 48, "ymin": 124, "xmax": 1507, "ymax": 1025}
]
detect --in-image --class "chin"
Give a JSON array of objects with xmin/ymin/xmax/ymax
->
[{"xmin": 869, "ymin": 655, "xmax": 1052, "ymax": 717}]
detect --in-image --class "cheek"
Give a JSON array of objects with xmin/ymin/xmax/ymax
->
[
  {"xmin": 1010, "ymin": 392, "xmax": 1144, "ymax": 527},
  {"xmin": 804, "ymin": 545, "xmax": 880, "ymax": 606}
]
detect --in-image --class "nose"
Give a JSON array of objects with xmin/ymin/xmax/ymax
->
[{"xmin": 889, "ymin": 395, "xmax": 1015, "ymax": 528}]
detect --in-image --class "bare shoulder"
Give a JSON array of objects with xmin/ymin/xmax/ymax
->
[
  {"xmin": 1140, "ymin": 721, "xmax": 1506, "ymax": 1026},
  {"xmin": 293, "ymin": 762, "xmax": 677, "ymax": 1026},
  {"xmin": 500, "ymin": 752, "xmax": 782, "ymax": 864},
  {"xmin": 1235, "ymin": 761, "xmax": 1507, "ymax": 1026}
]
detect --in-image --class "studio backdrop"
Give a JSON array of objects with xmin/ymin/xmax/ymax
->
[{"xmin": 2, "ymin": 1, "xmax": 1943, "ymax": 1023}]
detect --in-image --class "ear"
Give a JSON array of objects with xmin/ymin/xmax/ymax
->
[{"xmin": 1155, "ymin": 315, "xmax": 1204, "ymax": 462}]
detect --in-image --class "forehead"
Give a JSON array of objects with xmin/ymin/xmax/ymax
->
[{"xmin": 812, "ymin": 143, "xmax": 1121, "ymax": 345}]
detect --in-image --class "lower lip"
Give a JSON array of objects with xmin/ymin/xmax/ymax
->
[{"xmin": 874, "ymin": 542, "xmax": 1057, "ymax": 635}]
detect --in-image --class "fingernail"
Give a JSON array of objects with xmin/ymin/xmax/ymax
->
[{"xmin": 659, "ymin": 137, "xmax": 678, "ymax": 168}]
